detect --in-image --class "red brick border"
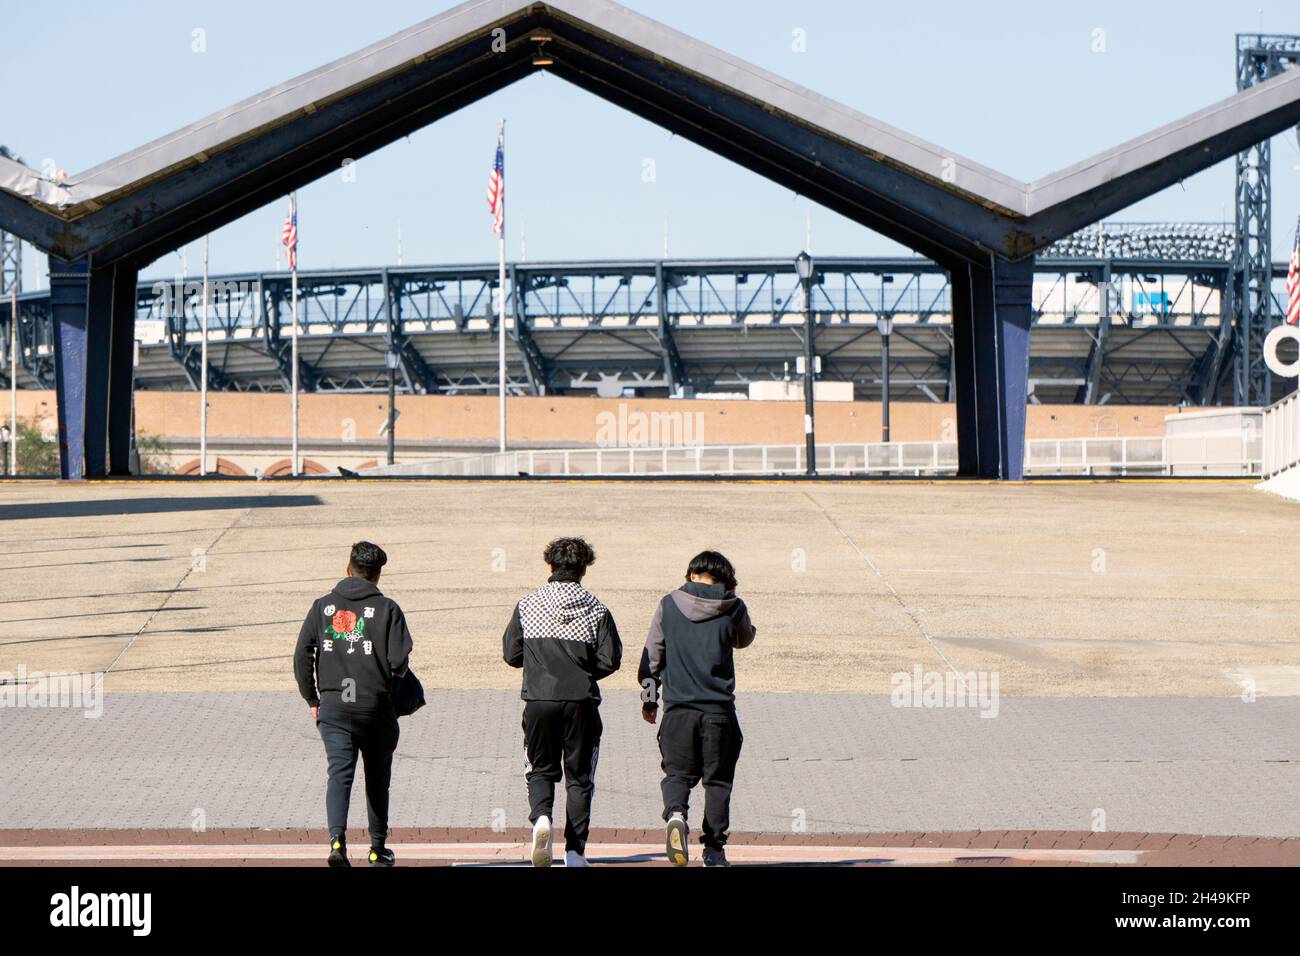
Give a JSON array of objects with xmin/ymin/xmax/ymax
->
[{"xmin": 1, "ymin": 828, "xmax": 1296, "ymax": 866}]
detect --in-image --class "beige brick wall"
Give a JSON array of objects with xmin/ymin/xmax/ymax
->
[{"xmin": 11, "ymin": 390, "xmax": 1185, "ymax": 448}]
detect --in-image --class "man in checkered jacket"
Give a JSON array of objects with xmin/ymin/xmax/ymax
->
[{"xmin": 503, "ymin": 537, "xmax": 622, "ymax": 867}]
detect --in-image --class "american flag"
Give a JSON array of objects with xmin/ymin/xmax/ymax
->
[
  {"xmin": 486, "ymin": 128, "xmax": 505, "ymax": 238},
  {"xmin": 1288, "ymin": 214, "xmax": 1300, "ymax": 327},
  {"xmin": 281, "ymin": 205, "xmax": 298, "ymax": 271}
]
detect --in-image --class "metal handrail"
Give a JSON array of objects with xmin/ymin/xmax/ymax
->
[
  {"xmin": 361, "ymin": 433, "xmax": 1261, "ymax": 478},
  {"xmin": 1261, "ymin": 390, "xmax": 1300, "ymax": 479}
]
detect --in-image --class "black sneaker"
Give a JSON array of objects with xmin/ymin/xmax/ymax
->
[
  {"xmin": 702, "ymin": 847, "xmax": 731, "ymax": 867},
  {"xmin": 327, "ymin": 836, "xmax": 350, "ymax": 868},
  {"xmin": 368, "ymin": 846, "xmax": 396, "ymax": 867}
]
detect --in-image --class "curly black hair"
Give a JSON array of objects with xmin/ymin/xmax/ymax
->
[
  {"xmin": 543, "ymin": 537, "xmax": 597, "ymax": 575},
  {"xmin": 686, "ymin": 550, "xmax": 737, "ymax": 591},
  {"xmin": 349, "ymin": 540, "xmax": 388, "ymax": 580}
]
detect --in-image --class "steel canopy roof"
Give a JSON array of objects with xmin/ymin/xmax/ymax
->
[{"xmin": 3, "ymin": 0, "xmax": 1300, "ymax": 267}]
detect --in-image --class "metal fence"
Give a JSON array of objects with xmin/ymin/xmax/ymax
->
[
  {"xmin": 1262, "ymin": 390, "xmax": 1300, "ymax": 478},
  {"xmin": 362, "ymin": 434, "xmax": 1261, "ymax": 478}
]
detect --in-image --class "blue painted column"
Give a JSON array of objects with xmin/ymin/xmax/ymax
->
[
  {"xmin": 950, "ymin": 256, "xmax": 1033, "ymax": 480},
  {"xmin": 48, "ymin": 256, "xmax": 92, "ymax": 480},
  {"xmin": 49, "ymin": 256, "xmax": 129, "ymax": 479}
]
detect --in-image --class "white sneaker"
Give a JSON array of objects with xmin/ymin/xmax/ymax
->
[
  {"xmin": 666, "ymin": 812, "xmax": 689, "ymax": 867},
  {"xmin": 564, "ymin": 850, "xmax": 590, "ymax": 867},
  {"xmin": 530, "ymin": 816, "xmax": 553, "ymax": 868}
]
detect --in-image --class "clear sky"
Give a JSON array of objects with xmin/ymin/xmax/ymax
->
[{"xmin": 3, "ymin": 0, "xmax": 1299, "ymax": 286}]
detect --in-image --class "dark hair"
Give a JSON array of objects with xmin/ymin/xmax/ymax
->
[
  {"xmin": 349, "ymin": 541, "xmax": 388, "ymax": 580},
  {"xmin": 686, "ymin": 550, "xmax": 737, "ymax": 591},
  {"xmin": 544, "ymin": 537, "xmax": 596, "ymax": 575}
]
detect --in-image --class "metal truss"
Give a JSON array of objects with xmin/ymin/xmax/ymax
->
[
  {"xmin": 8, "ymin": 225, "xmax": 1290, "ymax": 406},
  {"xmin": 1233, "ymin": 33, "xmax": 1300, "ymax": 405}
]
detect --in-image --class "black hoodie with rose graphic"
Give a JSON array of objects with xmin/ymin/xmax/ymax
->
[{"xmin": 293, "ymin": 576, "xmax": 413, "ymax": 710}]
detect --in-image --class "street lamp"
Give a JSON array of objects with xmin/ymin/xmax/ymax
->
[
  {"xmin": 879, "ymin": 274, "xmax": 895, "ymax": 444},
  {"xmin": 878, "ymin": 314, "xmax": 893, "ymax": 443},
  {"xmin": 385, "ymin": 349, "xmax": 399, "ymax": 466},
  {"xmin": 795, "ymin": 251, "xmax": 816, "ymax": 476}
]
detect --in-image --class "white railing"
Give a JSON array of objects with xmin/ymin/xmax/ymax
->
[
  {"xmin": 1262, "ymin": 391, "xmax": 1300, "ymax": 478},
  {"xmin": 362, "ymin": 433, "xmax": 1261, "ymax": 479}
]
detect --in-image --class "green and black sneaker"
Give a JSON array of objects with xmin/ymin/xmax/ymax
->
[
  {"xmin": 368, "ymin": 846, "xmax": 396, "ymax": 867},
  {"xmin": 327, "ymin": 836, "xmax": 350, "ymax": 868}
]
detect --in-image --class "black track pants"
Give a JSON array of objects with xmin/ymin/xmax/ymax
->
[{"xmin": 522, "ymin": 699, "xmax": 603, "ymax": 854}]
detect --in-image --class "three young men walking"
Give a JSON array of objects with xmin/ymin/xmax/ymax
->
[{"xmin": 295, "ymin": 536, "xmax": 754, "ymax": 867}]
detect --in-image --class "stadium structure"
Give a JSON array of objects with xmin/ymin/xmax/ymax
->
[
  {"xmin": 0, "ymin": 5, "xmax": 1297, "ymax": 479},
  {"xmin": 2, "ymin": 226, "xmax": 1291, "ymax": 408},
  {"xmin": 3, "ymin": 38, "xmax": 1296, "ymax": 411}
]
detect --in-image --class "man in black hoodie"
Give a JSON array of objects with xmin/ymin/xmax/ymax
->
[
  {"xmin": 294, "ymin": 541, "xmax": 413, "ymax": 867},
  {"xmin": 503, "ymin": 537, "xmax": 621, "ymax": 867},
  {"xmin": 638, "ymin": 550, "xmax": 756, "ymax": 867}
]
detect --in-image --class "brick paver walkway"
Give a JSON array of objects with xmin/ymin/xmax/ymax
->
[{"xmin": 4, "ymin": 689, "xmax": 1297, "ymax": 840}]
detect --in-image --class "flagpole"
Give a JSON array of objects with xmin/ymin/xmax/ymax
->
[
  {"xmin": 290, "ymin": 191, "xmax": 300, "ymax": 477},
  {"xmin": 200, "ymin": 235, "xmax": 209, "ymax": 477},
  {"xmin": 497, "ymin": 118, "xmax": 507, "ymax": 454},
  {"xmin": 8, "ymin": 282, "xmax": 16, "ymax": 478}
]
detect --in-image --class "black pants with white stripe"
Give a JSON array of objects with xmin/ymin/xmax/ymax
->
[{"xmin": 522, "ymin": 699, "xmax": 603, "ymax": 854}]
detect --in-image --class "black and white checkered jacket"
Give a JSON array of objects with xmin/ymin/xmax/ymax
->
[{"xmin": 503, "ymin": 571, "xmax": 622, "ymax": 701}]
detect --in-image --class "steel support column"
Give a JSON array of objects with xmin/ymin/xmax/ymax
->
[
  {"xmin": 950, "ymin": 256, "xmax": 1033, "ymax": 480},
  {"xmin": 106, "ymin": 262, "xmax": 138, "ymax": 475},
  {"xmin": 1077, "ymin": 269, "xmax": 1110, "ymax": 405},
  {"xmin": 510, "ymin": 268, "xmax": 548, "ymax": 395},
  {"xmin": 655, "ymin": 262, "xmax": 689, "ymax": 394},
  {"xmin": 49, "ymin": 257, "xmax": 91, "ymax": 478}
]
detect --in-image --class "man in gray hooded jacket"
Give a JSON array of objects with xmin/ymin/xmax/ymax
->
[{"xmin": 638, "ymin": 550, "xmax": 756, "ymax": 867}]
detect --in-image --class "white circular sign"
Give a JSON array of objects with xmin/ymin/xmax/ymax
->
[{"xmin": 1264, "ymin": 325, "xmax": 1300, "ymax": 378}]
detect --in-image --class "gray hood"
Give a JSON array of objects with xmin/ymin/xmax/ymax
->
[{"xmin": 671, "ymin": 582, "xmax": 737, "ymax": 622}]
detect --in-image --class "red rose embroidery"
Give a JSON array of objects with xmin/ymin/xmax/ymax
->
[{"xmin": 332, "ymin": 609, "xmax": 357, "ymax": 634}]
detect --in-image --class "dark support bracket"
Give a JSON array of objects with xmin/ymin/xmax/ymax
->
[
  {"xmin": 262, "ymin": 286, "xmax": 317, "ymax": 392},
  {"xmin": 950, "ymin": 256, "xmax": 1033, "ymax": 480},
  {"xmin": 383, "ymin": 270, "xmax": 441, "ymax": 394},
  {"xmin": 510, "ymin": 268, "xmax": 549, "ymax": 395},
  {"xmin": 399, "ymin": 340, "xmax": 440, "ymax": 394},
  {"xmin": 1076, "ymin": 319, "xmax": 1110, "ymax": 405},
  {"xmin": 655, "ymin": 263, "xmax": 689, "ymax": 393}
]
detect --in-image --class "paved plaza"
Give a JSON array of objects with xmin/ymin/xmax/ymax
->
[{"xmin": 2, "ymin": 478, "xmax": 1299, "ymax": 863}]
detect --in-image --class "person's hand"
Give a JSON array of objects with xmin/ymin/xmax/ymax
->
[
  {"xmin": 641, "ymin": 702, "xmax": 658, "ymax": 725},
  {"xmin": 311, "ymin": 705, "xmax": 319, "ymax": 722}
]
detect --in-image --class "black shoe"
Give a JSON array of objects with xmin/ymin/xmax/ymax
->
[
  {"xmin": 368, "ymin": 846, "xmax": 396, "ymax": 867},
  {"xmin": 702, "ymin": 847, "xmax": 730, "ymax": 867},
  {"xmin": 327, "ymin": 836, "xmax": 350, "ymax": 868}
]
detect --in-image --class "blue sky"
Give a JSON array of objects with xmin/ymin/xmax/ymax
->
[{"xmin": 3, "ymin": 0, "xmax": 1299, "ymax": 285}]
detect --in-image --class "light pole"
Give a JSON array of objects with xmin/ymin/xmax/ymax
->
[
  {"xmin": 878, "ymin": 314, "xmax": 893, "ymax": 443},
  {"xmin": 795, "ymin": 251, "xmax": 816, "ymax": 476},
  {"xmin": 385, "ymin": 349, "xmax": 398, "ymax": 466},
  {"xmin": 879, "ymin": 274, "xmax": 895, "ymax": 444}
]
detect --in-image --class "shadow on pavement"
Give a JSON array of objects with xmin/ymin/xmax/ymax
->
[{"xmin": 0, "ymin": 495, "xmax": 323, "ymax": 520}]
